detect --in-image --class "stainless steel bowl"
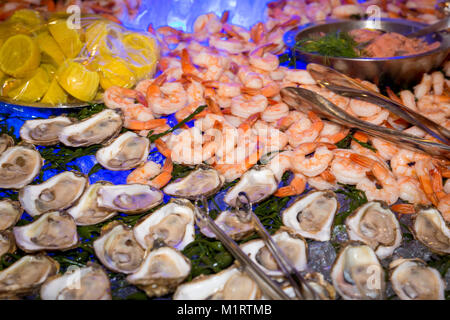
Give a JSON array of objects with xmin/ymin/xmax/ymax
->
[{"xmin": 284, "ymin": 18, "xmax": 450, "ymax": 86}]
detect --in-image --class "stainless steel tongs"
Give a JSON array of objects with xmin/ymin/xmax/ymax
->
[
  {"xmin": 306, "ymin": 63, "xmax": 450, "ymax": 145},
  {"xmin": 194, "ymin": 196, "xmax": 317, "ymax": 300},
  {"xmin": 280, "ymin": 87, "xmax": 450, "ymax": 160}
]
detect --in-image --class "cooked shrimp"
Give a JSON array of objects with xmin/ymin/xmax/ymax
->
[
  {"xmin": 147, "ymin": 74, "xmax": 188, "ymax": 115},
  {"xmin": 431, "ymin": 71, "xmax": 445, "ymax": 96},
  {"xmin": 415, "ymin": 159, "xmax": 439, "ymax": 206},
  {"xmin": 291, "ymin": 142, "xmax": 334, "ymax": 177},
  {"xmin": 349, "ymin": 99, "xmax": 381, "ymax": 118},
  {"xmin": 286, "ymin": 111, "xmax": 323, "ymax": 147},
  {"xmin": 203, "ymin": 80, "xmax": 241, "ymax": 98},
  {"xmin": 331, "ymin": 4, "xmax": 362, "ymax": 19},
  {"xmin": 274, "ymin": 173, "xmax": 307, "ymax": 197},
  {"xmin": 214, "ymin": 149, "xmax": 261, "ymax": 182},
  {"xmin": 352, "ymin": 154, "xmax": 400, "ymax": 205},
  {"xmin": 231, "ymin": 94, "xmax": 268, "ymax": 118},
  {"xmin": 437, "ymin": 194, "xmax": 450, "ymax": 223},
  {"xmin": 414, "ymin": 73, "xmax": 432, "ymax": 99},
  {"xmin": 104, "ymin": 86, "xmax": 147, "ymax": 110},
  {"xmin": 371, "ymin": 137, "xmax": 398, "ymax": 161},
  {"xmin": 249, "ymin": 44, "xmax": 279, "ymax": 71},
  {"xmin": 399, "ymin": 90, "xmax": 418, "ymax": 111},
  {"xmin": 330, "ymin": 149, "xmax": 370, "ymax": 185},
  {"xmin": 261, "ymin": 102, "xmax": 289, "ymax": 122},
  {"xmin": 397, "ymin": 176, "xmax": 430, "ymax": 205},
  {"xmin": 417, "ymin": 94, "xmax": 450, "ymax": 114},
  {"xmin": 126, "ymin": 159, "xmax": 173, "ymax": 189},
  {"xmin": 390, "ymin": 149, "xmax": 430, "ymax": 178},
  {"xmin": 284, "ymin": 69, "xmax": 316, "ymax": 85},
  {"xmin": 317, "ymin": 121, "xmax": 349, "ymax": 144},
  {"xmin": 193, "ymin": 13, "xmax": 223, "ymax": 40},
  {"xmin": 237, "ymin": 66, "xmax": 264, "ymax": 89}
]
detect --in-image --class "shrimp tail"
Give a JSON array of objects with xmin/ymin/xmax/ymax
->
[{"xmin": 274, "ymin": 174, "xmax": 306, "ymax": 197}]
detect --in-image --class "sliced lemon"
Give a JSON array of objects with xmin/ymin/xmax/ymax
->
[
  {"xmin": 1, "ymin": 78, "xmax": 24, "ymax": 97},
  {"xmin": 48, "ymin": 19, "xmax": 83, "ymax": 59},
  {"xmin": 0, "ymin": 34, "xmax": 40, "ymax": 78},
  {"xmin": 98, "ymin": 56, "xmax": 136, "ymax": 90},
  {"xmin": 36, "ymin": 31, "xmax": 66, "ymax": 66},
  {"xmin": 9, "ymin": 9, "xmax": 43, "ymax": 27},
  {"xmin": 8, "ymin": 67, "xmax": 50, "ymax": 102},
  {"xmin": 84, "ymin": 20, "xmax": 109, "ymax": 55},
  {"xmin": 122, "ymin": 33, "xmax": 159, "ymax": 79},
  {"xmin": 56, "ymin": 60, "xmax": 99, "ymax": 102},
  {"xmin": 41, "ymin": 78, "xmax": 68, "ymax": 105},
  {"xmin": 41, "ymin": 63, "xmax": 57, "ymax": 79}
]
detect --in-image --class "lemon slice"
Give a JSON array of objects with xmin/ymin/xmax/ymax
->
[
  {"xmin": 36, "ymin": 31, "xmax": 66, "ymax": 66},
  {"xmin": 41, "ymin": 78, "xmax": 67, "ymax": 105},
  {"xmin": 8, "ymin": 67, "xmax": 50, "ymax": 102},
  {"xmin": 122, "ymin": 33, "xmax": 159, "ymax": 79},
  {"xmin": 48, "ymin": 19, "xmax": 83, "ymax": 59},
  {"xmin": 85, "ymin": 20, "xmax": 109, "ymax": 55},
  {"xmin": 98, "ymin": 56, "xmax": 136, "ymax": 90},
  {"xmin": 56, "ymin": 60, "xmax": 99, "ymax": 102},
  {"xmin": 41, "ymin": 63, "xmax": 57, "ymax": 79},
  {"xmin": 0, "ymin": 34, "xmax": 40, "ymax": 78},
  {"xmin": 9, "ymin": 9, "xmax": 43, "ymax": 27}
]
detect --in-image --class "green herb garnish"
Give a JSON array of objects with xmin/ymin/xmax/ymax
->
[
  {"xmin": 334, "ymin": 184, "xmax": 368, "ymax": 225},
  {"xmin": 68, "ymin": 103, "xmax": 106, "ymax": 120},
  {"xmin": 296, "ymin": 31, "xmax": 361, "ymax": 59},
  {"xmin": 148, "ymin": 105, "xmax": 206, "ymax": 142}
]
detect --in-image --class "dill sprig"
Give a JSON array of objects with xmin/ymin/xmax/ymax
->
[
  {"xmin": 295, "ymin": 31, "xmax": 361, "ymax": 59},
  {"xmin": 334, "ymin": 184, "xmax": 368, "ymax": 225},
  {"xmin": 68, "ymin": 103, "xmax": 106, "ymax": 120}
]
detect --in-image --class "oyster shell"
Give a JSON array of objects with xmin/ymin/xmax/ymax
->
[
  {"xmin": 200, "ymin": 209, "xmax": 255, "ymax": 241},
  {"xmin": 224, "ymin": 166, "xmax": 278, "ymax": 207},
  {"xmin": 282, "ymin": 190, "xmax": 338, "ymax": 241},
  {"xmin": 346, "ymin": 201, "xmax": 402, "ymax": 259},
  {"xmin": 0, "ymin": 143, "xmax": 43, "ymax": 189},
  {"xmin": 13, "ymin": 211, "xmax": 78, "ymax": 252},
  {"xmin": 20, "ymin": 116, "xmax": 74, "ymax": 146},
  {"xmin": 163, "ymin": 166, "xmax": 224, "ymax": 200},
  {"xmin": 40, "ymin": 264, "xmax": 111, "ymax": 300},
  {"xmin": 96, "ymin": 131, "xmax": 150, "ymax": 171},
  {"xmin": 67, "ymin": 181, "xmax": 117, "ymax": 225},
  {"xmin": 240, "ymin": 227, "xmax": 307, "ymax": 277},
  {"xmin": 93, "ymin": 221, "xmax": 145, "ymax": 274},
  {"xmin": 126, "ymin": 245, "xmax": 191, "ymax": 297},
  {"xmin": 0, "ymin": 254, "xmax": 59, "ymax": 298},
  {"xmin": 278, "ymin": 272, "xmax": 336, "ymax": 300},
  {"xmin": 0, "ymin": 134, "xmax": 14, "ymax": 155},
  {"xmin": 0, "ymin": 230, "xmax": 16, "ymax": 259},
  {"xmin": 58, "ymin": 109, "xmax": 123, "ymax": 147},
  {"xmin": 19, "ymin": 171, "xmax": 88, "ymax": 217},
  {"xmin": 133, "ymin": 199, "xmax": 195, "ymax": 250},
  {"xmin": 97, "ymin": 184, "xmax": 164, "ymax": 214},
  {"xmin": 0, "ymin": 199, "xmax": 23, "ymax": 230},
  {"xmin": 411, "ymin": 206, "xmax": 450, "ymax": 254},
  {"xmin": 173, "ymin": 266, "xmax": 261, "ymax": 300},
  {"xmin": 389, "ymin": 258, "xmax": 445, "ymax": 300},
  {"xmin": 331, "ymin": 242, "xmax": 385, "ymax": 300}
]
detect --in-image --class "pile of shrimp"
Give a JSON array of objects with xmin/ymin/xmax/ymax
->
[
  {"xmin": 100, "ymin": 5, "xmax": 450, "ymax": 223},
  {"xmin": 0, "ymin": 0, "xmax": 141, "ymax": 23},
  {"xmin": 265, "ymin": 0, "xmax": 445, "ymax": 26}
]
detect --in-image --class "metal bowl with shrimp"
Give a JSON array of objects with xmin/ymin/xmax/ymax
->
[{"xmin": 284, "ymin": 18, "xmax": 450, "ymax": 86}]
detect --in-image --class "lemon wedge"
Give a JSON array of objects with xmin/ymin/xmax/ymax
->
[
  {"xmin": 56, "ymin": 60, "xmax": 99, "ymax": 102},
  {"xmin": 48, "ymin": 19, "xmax": 83, "ymax": 59},
  {"xmin": 41, "ymin": 78, "xmax": 68, "ymax": 105},
  {"xmin": 9, "ymin": 9, "xmax": 43, "ymax": 27},
  {"xmin": 8, "ymin": 67, "xmax": 50, "ymax": 102},
  {"xmin": 0, "ymin": 34, "xmax": 40, "ymax": 78},
  {"xmin": 98, "ymin": 56, "xmax": 136, "ymax": 90},
  {"xmin": 122, "ymin": 33, "xmax": 159, "ymax": 79},
  {"xmin": 36, "ymin": 31, "xmax": 66, "ymax": 66}
]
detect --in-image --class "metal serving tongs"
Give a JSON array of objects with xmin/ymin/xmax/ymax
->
[
  {"xmin": 194, "ymin": 196, "xmax": 317, "ymax": 300},
  {"xmin": 194, "ymin": 197, "xmax": 290, "ymax": 300},
  {"xmin": 306, "ymin": 63, "xmax": 450, "ymax": 145},
  {"xmin": 233, "ymin": 192, "xmax": 319, "ymax": 300},
  {"xmin": 280, "ymin": 86, "xmax": 450, "ymax": 160}
]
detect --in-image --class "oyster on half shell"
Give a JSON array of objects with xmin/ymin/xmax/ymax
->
[
  {"xmin": 0, "ymin": 230, "xmax": 16, "ymax": 259},
  {"xmin": 411, "ymin": 206, "xmax": 450, "ymax": 255},
  {"xmin": 19, "ymin": 171, "xmax": 88, "ymax": 217},
  {"xmin": 67, "ymin": 181, "xmax": 117, "ymax": 225},
  {"xmin": 163, "ymin": 166, "xmax": 224, "ymax": 200},
  {"xmin": 58, "ymin": 109, "xmax": 123, "ymax": 147},
  {"xmin": 282, "ymin": 190, "xmax": 338, "ymax": 242},
  {"xmin": 96, "ymin": 131, "xmax": 150, "ymax": 171},
  {"xmin": 389, "ymin": 258, "xmax": 445, "ymax": 300},
  {"xmin": 0, "ymin": 199, "xmax": 23, "ymax": 231},
  {"xmin": 240, "ymin": 227, "xmax": 307, "ymax": 277},
  {"xmin": 173, "ymin": 266, "xmax": 261, "ymax": 300},
  {"xmin": 20, "ymin": 116, "xmax": 74, "ymax": 146},
  {"xmin": 133, "ymin": 199, "xmax": 195, "ymax": 251},
  {"xmin": 40, "ymin": 263, "xmax": 111, "ymax": 300},
  {"xmin": 93, "ymin": 221, "xmax": 145, "ymax": 274},
  {"xmin": 13, "ymin": 211, "xmax": 78, "ymax": 252},
  {"xmin": 126, "ymin": 245, "xmax": 191, "ymax": 298},
  {"xmin": 0, "ymin": 143, "xmax": 43, "ymax": 189},
  {"xmin": 97, "ymin": 184, "xmax": 164, "ymax": 214},
  {"xmin": 224, "ymin": 166, "xmax": 278, "ymax": 207},
  {"xmin": 277, "ymin": 272, "xmax": 336, "ymax": 300},
  {"xmin": 0, "ymin": 254, "xmax": 59, "ymax": 298},
  {"xmin": 346, "ymin": 201, "xmax": 402, "ymax": 259},
  {"xmin": 0, "ymin": 134, "xmax": 14, "ymax": 155},
  {"xmin": 200, "ymin": 209, "xmax": 255, "ymax": 241},
  {"xmin": 331, "ymin": 242, "xmax": 385, "ymax": 300}
]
